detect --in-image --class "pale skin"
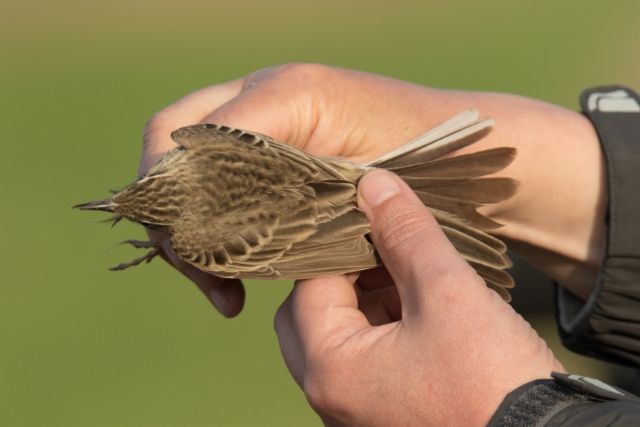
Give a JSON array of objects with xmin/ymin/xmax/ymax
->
[{"xmin": 140, "ymin": 64, "xmax": 604, "ymax": 426}]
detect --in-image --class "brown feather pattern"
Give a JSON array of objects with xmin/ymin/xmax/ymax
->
[{"xmin": 76, "ymin": 110, "xmax": 518, "ymax": 301}]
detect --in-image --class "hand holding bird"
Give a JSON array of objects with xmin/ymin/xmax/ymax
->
[
  {"xmin": 77, "ymin": 110, "xmax": 518, "ymax": 300},
  {"xmin": 77, "ymin": 64, "xmax": 605, "ymax": 317}
]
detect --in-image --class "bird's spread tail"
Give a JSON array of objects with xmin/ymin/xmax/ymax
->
[{"xmin": 369, "ymin": 109, "xmax": 517, "ymax": 301}]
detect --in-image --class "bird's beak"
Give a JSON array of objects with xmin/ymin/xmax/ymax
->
[{"xmin": 73, "ymin": 198, "xmax": 116, "ymax": 213}]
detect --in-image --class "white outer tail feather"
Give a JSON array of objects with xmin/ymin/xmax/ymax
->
[{"xmin": 367, "ymin": 109, "xmax": 494, "ymax": 167}]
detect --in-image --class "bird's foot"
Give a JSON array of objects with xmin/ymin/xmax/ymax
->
[{"xmin": 110, "ymin": 240, "xmax": 162, "ymax": 271}]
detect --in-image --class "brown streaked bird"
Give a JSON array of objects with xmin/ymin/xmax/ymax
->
[{"xmin": 76, "ymin": 109, "xmax": 518, "ymax": 301}]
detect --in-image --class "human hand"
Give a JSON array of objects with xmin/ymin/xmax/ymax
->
[
  {"xmin": 141, "ymin": 64, "xmax": 605, "ymax": 316},
  {"xmin": 273, "ymin": 169, "xmax": 565, "ymax": 427},
  {"xmin": 141, "ymin": 64, "xmax": 473, "ymax": 317}
]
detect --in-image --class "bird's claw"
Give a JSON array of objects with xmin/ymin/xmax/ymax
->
[{"xmin": 110, "ymin": 240, "xmax": 162, "ymax": 271}]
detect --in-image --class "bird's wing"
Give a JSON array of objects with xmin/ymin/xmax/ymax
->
[
  {"xmin": 169, "ymin": 181, "xmax": 375, "ymax": 280},
  {"xmin": 168, "ymin": 124, "xmax": 374, "ymax": 279},
  {"xmin": 200, "ymin": 209, "xmax": 377, "ymax": 280},
  {"xmin": 170, "ymin": 123, "xmax": 352, "ymax": 180}
]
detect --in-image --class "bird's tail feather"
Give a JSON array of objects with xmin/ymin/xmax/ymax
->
[{"xmin": 368, "ymin": 109, "xmax": 518, "ymax": 301}]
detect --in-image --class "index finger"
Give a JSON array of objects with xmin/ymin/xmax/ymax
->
[
  {"xmin": 147, "ymin": 229, "xmax": 246, "ymax": 317},
  {"xmin": 291, "ymin": 275, "xmax": 371, "ymax": 356},
  {"xmin": 139, "ymin": 77, "xmax": 246, "ymax": 175}
]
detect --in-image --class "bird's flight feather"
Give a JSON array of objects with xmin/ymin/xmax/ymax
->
[{"xmin": 76, "ymin": 110, "xmax": 518, "ymax": 301}]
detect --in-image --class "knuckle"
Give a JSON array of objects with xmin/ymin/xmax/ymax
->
[
  {"xmin": 272, "ymin": 63, "xmax": 333, "ymax": 87},
  {"xmin": 143, "ymin": 110, "xmax": 171, "ymax": 148},
  {"xmin": 304, "ymin": 380, "xmax": 342, "ymax": 415},
  {"xmin": 302, "ymin": 376, "xmax": 326, "ymax": 412},
  {"xmin": 376, "ymin": 204, "xmax": 436, "ymax": 254},
  {"xmin": 303, "ymin": 356, "xmax": 350, "ymax": 416}
]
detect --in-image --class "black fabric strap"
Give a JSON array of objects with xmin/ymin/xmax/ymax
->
[
  {"xmin": 555, "ymin": 85, "xmax": 640, "ymax": 367},
  {"xmin": 493, "ymin": 379, "xmax": 590, "ymax": 427},
  {"xmin": 489, "ymin": 373, "xmax": 640, "ymax": 427}
]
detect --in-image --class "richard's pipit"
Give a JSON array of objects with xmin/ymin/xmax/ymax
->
[{"xmin": 76, "ymin": 109, "xmax": 517, "ymax": 301}]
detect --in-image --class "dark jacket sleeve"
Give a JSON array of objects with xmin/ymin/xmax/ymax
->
[
  {"xmin": 489, "ymin": 86, "xmax": 640, "ymax": 426},
  {"xmin": 488, "ymin": 373, "xmax": 640, "ymax": 427},
  {"xmin": 555, "ymin": 85, "xmax": 640, "ymax": 368}
]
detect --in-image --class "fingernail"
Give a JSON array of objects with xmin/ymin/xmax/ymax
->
[
  {"xmin": 209, "ymin": 289, "xmax": 227, "ymax": 311},
  {"xmin": 359, "ymin": 170, "xmax": 401, "ymax": 207}
]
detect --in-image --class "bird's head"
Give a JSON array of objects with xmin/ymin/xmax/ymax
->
[{"xmin": 74, "ymin": 147, "xmax": 190, "ymax": 234}]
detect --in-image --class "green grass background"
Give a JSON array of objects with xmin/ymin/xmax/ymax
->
[{"xmin": 1, "ymin": 0, "xmax": 639, "ymax": 425}]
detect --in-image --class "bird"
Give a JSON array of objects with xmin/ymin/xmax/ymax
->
[{"xmin": 75, "ymin": 109, "xmax": 518, "ymax": 301}]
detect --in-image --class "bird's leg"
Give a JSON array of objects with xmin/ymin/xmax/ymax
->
[
  {"xmin": 117, "ymin": 239, "xmax": 159, "ymax": 249},
  {"xmin": 110, "ymin": 239, "xmax": 162, "ymax": 271}
]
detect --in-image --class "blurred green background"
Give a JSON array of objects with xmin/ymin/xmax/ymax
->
[{"xmin": 1, "ymin": 0, "xmax": 639, "ymax": 425}]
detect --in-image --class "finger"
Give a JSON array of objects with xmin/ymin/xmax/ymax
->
[
  {"xmin": 204, "ymin": 278, "xmax": 245, "ymax": 318},
  {"xmin": 180, "ymin": 259, "xmax": 246, "ymax": 317},
  {"xmin": 291, "ymin": 276, "xmax": 370, "ymax": 356},
  {"xmin": 273, "ymin": 292, "xmax": 305, "ymax": 388},
  {"xmin": 202, "ymin": 70, "xmax": 319, "ymax": 151},
  {"xmin": 149, "ymin": 229, "xmax": 246, "ymax": 317},
  {"xmin": 356, "ymin": 169, "xmax": 483, "ymax": 317},
  {"xmin": 140, "ymin": 78, "xmax": 246, "ymax": 174},
  {"xmin": 358, "ymin": 286, "xmax": 401, "ymax": 326}
]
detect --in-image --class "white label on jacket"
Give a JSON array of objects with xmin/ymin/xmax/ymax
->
[
  {"xmin": 588, "ymin": 90, "xmax": 640, "ymax": 112},
  {"xmin": 568, "ymin": 374, "xmax": 624, "ymax": 395}
]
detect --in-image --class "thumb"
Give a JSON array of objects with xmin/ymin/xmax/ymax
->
[{"xmin": 356, "ymin": 169, "xmax": 483, "ymax": 315}]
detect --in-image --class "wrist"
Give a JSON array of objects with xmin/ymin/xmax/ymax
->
[{"xmin": 440, "ymin": 92, "xmax": 607, "ymax": 299}]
